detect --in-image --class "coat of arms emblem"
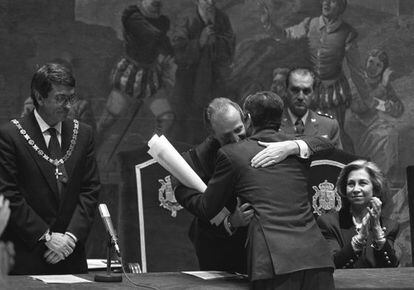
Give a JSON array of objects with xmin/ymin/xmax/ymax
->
[
  {"xmin": 312, "ymin": 180, "xmax": 342, "ymax": 216},
  {"xmin": 158, "ymin": 175, "xmax": 183, "ymax": 217}
]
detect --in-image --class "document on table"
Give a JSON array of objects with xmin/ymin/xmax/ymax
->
[
  {"xmin": 182, "ymin": 271, "xmax": 246, "ymax": 280},
  {"xmin": 30, "ymin": 275, "xmax": 92, "ymax": 284}
]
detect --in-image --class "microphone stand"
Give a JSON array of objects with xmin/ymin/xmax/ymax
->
[{"xmin": 94, "ymin": 236, "xmax": 123, "ymax": 282}]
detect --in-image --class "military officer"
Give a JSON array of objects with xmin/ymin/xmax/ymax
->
[{"xmin": 279, "ymin": 67, "xmax": 343, "ymax": 149}]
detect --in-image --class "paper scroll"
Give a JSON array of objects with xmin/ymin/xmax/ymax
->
[{"xmin": 148, "ymin": 134, "xmax": 207, "ymax": 193}]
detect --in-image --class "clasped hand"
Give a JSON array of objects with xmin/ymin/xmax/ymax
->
[{"xmin": 44, "ymin": 233, "xmax": 76, "ymax": 264}]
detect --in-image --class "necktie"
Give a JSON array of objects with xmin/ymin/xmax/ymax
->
[
  {"xmin": 295, "ymin": 118, "xmax": 305, "ymax": 135},
  {"xmin": 47, "ymin": 128, "xmax": 65, "ymax": 197},
  {"xmin": 48, "ymin": 128, "xmax": 61, "ymax": 160}
]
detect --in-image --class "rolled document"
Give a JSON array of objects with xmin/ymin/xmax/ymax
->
[{"xmin": 148, "ymin": 134, "xmax": 207, "ymax": 193}]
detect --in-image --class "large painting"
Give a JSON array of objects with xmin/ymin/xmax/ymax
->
[{"xmin": 1, "ymin": 0, "xmax": 413, "ymax": 267}]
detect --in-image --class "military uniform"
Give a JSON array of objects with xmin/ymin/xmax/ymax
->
[
  {"xmin": 280, "ymin": 109, "xmax": 342, "ymax": 149},
  {"xmin": 285, "ymin": 15, "xmax": 369, "ymax": 153},
  {"xmin": 181, "ymin": 129, "xmax": 335, "ymax": 288}
]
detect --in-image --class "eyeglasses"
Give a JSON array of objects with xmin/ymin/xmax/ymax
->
[
  {"xmin": 288, "ymin": 86, "xmax": 313, "ymax": 96},
  {"xmin": 54, "ymin": 94, "xmax": 79, "ymax": 105}
]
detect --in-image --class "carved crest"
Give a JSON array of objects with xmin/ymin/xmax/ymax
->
[
  {"xmin": 158, "ymin": 175, "xmax": 183, "ymax": 217},
  {"xmin": 312, "ymin": 180, "xmax": 342, "ymax": 216}
]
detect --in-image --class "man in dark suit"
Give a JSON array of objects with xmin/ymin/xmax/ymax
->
[
  {"xmin": 175, "ymin": 98, "xmax": 251, "ymax": 273},
  {"xmin": 279, "ymin": 67, "xmax": 342, "ymax": 149},
  {"xmin": 183, "ymin": 92, "xmax": 335, "ymax": 289},
  {"xmin": 0, "ymin": 63, "xmax": 100, "ymax": 275}
]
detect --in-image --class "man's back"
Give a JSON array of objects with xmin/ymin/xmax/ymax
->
[{"xmin": 214, "ymin": 129, "xmax": 333, "ymax": 280}]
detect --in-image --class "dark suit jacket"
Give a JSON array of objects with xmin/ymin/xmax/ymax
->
[
  {"xmin": 185, "ymin": 129, "xmax": 334, "ymax": 281},
  {"xmin": 175, "ymin": 136, "xmax": 247, "ymax": 273},
  {"xmin": 317, "ymin": 211, "xmax": 399, "ymax": 269},
  {"xmin": 280, "ymin": 110, "xmax": 342, "ymax": 149},
  {"xmin": 0, "ymin": 112, "xmax": 100, "ymax": 275}
]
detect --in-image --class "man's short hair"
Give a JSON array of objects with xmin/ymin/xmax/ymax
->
[
  {"xmin": 242, "ymin": 91, "xmax": 284, "ymax": 131},
  {"xmin": 286, "ymin": 67, "xmax": 317, "ymax": 90},
  {"xmin": 204, "ymin": 97, "xmax": 246, "ymax": 130},
  {"xmin": 30, "ymin": 63, "xmax": 75, "ymax": 108}
]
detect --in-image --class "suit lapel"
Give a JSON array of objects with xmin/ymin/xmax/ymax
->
[{"xmin": 19, "ymin": 112, "xmax": 60, "ymax": 199}]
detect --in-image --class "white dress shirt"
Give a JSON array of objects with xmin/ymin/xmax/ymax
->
[{"xmin": 34, "ymin": 109, "xmax": 62, "ymax": 147}]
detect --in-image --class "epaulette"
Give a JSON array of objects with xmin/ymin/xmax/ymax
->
[{"xmin": 316, "ymin": 111, "xmax": 334, "ymax": 119}]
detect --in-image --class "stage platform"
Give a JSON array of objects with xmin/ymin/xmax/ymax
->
[{"xmin": 2, "ymin": 267, "xmax": 414, "ymax": 289}]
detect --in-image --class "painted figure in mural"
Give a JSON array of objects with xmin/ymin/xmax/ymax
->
[
  {"xmin": 0, "ymin": 63, "xmax": 100, "ymax": 274},
  {"xmin": 21, "ymin": 57, "xmax": 97, "ymax": 134},
  {"xmin": 281, "ymin": 0, "xmax": 368, "ymax": 153},
  {"xmin": 172, "ymin": 0, "xmax": 236, "ymax": 144},
  {"xmin": 97, "ymin": 0, "xmax": 175, "ymax": 147},
  {"xmin": 346, "ymin": 49, "xmax": 404, "ymax": 180},
  {"xmin": 270, "ymin": 67, "xmax": 289, "ymax": 104},
  {"xmin": 317, "ymin": 160, "xmax": 399, "ymax": 268},
  {"xmin": 279, "ymin": 68, "xmax": 343, "ymax": 149}
]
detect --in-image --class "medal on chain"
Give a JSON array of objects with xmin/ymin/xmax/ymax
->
[{"xmin": 11, "ymin": 119, "xmax": 79, "ymax": 182}]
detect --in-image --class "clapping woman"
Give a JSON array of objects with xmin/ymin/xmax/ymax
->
[{"xmin": 317, "ymin": 160, "xmax": 399, "ymax": 268}]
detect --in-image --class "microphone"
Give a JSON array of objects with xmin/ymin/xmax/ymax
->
[{"xmin": 98, "ymin": 203, "xmax": 121, "ymax": 257}]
